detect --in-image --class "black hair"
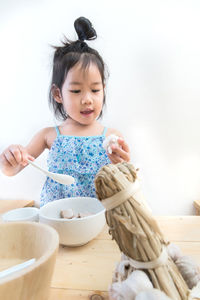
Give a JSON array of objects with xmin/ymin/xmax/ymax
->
[{"xmin": 49, "ymin": 17, "xmax": 108, "ymax": 121}]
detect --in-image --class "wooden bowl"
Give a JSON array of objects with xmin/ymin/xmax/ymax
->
[{"xmin": 0, "ymin": 222, "xmax": 59, "ymax": 300}]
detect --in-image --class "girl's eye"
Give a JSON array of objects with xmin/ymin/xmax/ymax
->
[
  {"xmin": 92, "ymin": 89, "xmax": 100, "ymax": 93},
  {"xmin": 70, "ymin": 90, "xmax": 80, "ymax": 93}
]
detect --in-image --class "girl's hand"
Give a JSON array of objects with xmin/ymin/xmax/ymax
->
[
  {"xmin": 0, "ymin": 144, "xmax": 35, "ymax": 175},
  {"xmin": 107, "ymin": 137, "xmax": 130, "ymax": 164}
]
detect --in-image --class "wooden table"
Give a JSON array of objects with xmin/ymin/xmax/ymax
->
[{"xmin": 49, "ymin": 216, "xmax": 200, "ymax": 300}]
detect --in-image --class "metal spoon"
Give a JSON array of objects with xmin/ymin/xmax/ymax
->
[{"xmin": 28, "ymin": 160, "xmax": 75, "ymax": 185}]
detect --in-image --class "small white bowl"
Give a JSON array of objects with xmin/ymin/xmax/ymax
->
[
  {"xmin": 39, "ymin": 197, "xmax": 106, "ymax": 247},
  {"xmin": 2, "ymin": 207, "xmax": 39, "ymax": 222}
]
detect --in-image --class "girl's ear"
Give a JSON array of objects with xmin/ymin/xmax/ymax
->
[{"xmin": 51, "ymin": 84, "xmax": 62, "ymax": 103}]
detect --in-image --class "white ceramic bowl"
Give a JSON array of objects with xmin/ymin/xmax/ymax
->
[
  {"xmin": 39, "ymin": 197, "xmax": 106, "ymax": 246},
  {"xmin": 2, "ymin": 207, "xmax": 39, "ymax": 222}
]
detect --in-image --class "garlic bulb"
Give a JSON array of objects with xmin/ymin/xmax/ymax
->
[
  {"xmin": 135, "ymin": 289, "xmax": 173, "ymax": 300},
  {"xmin": 102, "ymin": 134, "xmax": 120, "ymax": 154},
  {"xmin": 112, "ymin": 253, "xmax": 136, "ymax": 283},
  {"xmin": 109, "ymin": 270, "xmax": 153, "ymax": 300},
  {"xmin": 190, "ymin": 281, "xmax": 200, "ymax": 298},
  {"xmin": 167, "ymin": 243, "xmax": 200, "ymax": 289},
  {"xmin": 167, "ymin": 243, "xmax": 182, "ymax": 262},
  {"xmin": 175, "ymin": 255, "xmax": 200, "ymax": 289}
]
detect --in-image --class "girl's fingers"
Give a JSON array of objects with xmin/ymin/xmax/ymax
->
[
  {"xmin": 107, "ymin": 153, "xmax": 123, "ymax": 164},
  {"xmin": 4, "ymin": 149, "xmax": 19, "ymax": 167},
  {"xmin": 4, "ymin": 145, "xmax": 34, "ymax": 167},
  {"xmin": 18, "ymin": 145, "xmax": 35, "ymax": 166},
  {"xmin": 18, "ymin": 146, "xmax": 28, "ymax": 166},
  {"xmin": 112, "ymin": 147, "xmax": 130, "ymax": 162},
  {"xmin": 9, "ymin": 145, "xmax": 26, "ymax": 166},
  {"xmin": 9, "ymin": 145, "xmax": 23, "ymax": 164},
  {"xmin": 111, "ymin": 143, "xmax": 130, "ymax": 162},
  {"xmin": 0, "ymin": 144, "xmax": 34, "ymax": 172},
  {"xmin": 117, "ymin": 138, "xmax": 130, "ymax": 153},
  {"xmin": 27, "ymin": 155, "xmax": 35, "ymax": 161}
]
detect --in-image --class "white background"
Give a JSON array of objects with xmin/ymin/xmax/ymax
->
[{"xmin": 0, "ymin": 0, "xmax": 200, "ymax": 215}]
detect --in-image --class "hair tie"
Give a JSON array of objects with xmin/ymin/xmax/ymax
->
[{"xmin": 78, "ymin": 40, "xmax": 89, "ymax": 51}]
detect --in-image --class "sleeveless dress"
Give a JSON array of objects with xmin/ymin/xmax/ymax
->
[{"xmin": 40, "ymin": 126, "xmax": 110, "ymax": 206}]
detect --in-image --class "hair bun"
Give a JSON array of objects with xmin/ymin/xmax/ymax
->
[{"xmin": 74, "ymin": 17, "xmax": 97, "ymax": 41}]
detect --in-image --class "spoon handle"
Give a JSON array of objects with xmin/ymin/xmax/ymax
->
[
  {"xmin": 0, "ymin": 258, "xmax": 36, "ymax": 279},
  {"xmin": 28, "ymin": 159, "xmax": 75, "ymax": 185},
  {"xmin": 27, "ymin": 160, "xmax": 47, "ymax": 175}
]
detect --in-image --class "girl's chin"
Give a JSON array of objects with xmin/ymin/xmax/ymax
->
[{"xmin": 77, "ymin": 117, "xmax": 95, "ymax": 126}]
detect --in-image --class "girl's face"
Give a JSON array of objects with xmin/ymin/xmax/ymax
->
[{"xmin": 57, "ymin": 62, "xmax": 104, "ymax": 126}]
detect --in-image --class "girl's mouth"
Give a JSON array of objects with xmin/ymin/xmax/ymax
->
[{"xmin": 80, "ymin": 110, "xmax": 94, "ymax": 116}]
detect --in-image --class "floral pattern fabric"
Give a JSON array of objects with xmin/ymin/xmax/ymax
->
[{"xmin": 40, "ymin": 127, "xmax": 110, "ymax": 206}]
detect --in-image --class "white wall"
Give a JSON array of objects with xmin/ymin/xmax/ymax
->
[{"xmin": 0, "ymin": 0, "xmax": 200, "ymax": 215}]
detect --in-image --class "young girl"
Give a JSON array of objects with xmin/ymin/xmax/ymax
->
[{"xmin": 0, "ymin": 17, "xmax": 130, "ymax": 206}]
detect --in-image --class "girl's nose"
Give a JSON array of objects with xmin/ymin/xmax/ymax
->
[{"xmin": 81, "ymin": 93, "xmax": 93, "ymax": 105}]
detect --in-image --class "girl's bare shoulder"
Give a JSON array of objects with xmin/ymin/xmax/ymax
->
[
  {"xmin": 42, "ymin": 127, "xmax": 57, "ymax": 149},
  {"xmin": 28, "ymin": 127, "xmax": 57, "ymax": 150},
  {"xmin": 42, "ymin": 126, "xmax": 57, "ymax": 135},
  {"xmin": 106, "ymin": 127, "xmax": 123, "ymax": 138},
  {"xmin": 25, "ymin": 127, "xmax": 57, "ymax": 158}
]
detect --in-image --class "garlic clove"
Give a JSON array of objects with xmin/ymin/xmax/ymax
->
[
  {"xmin": 190, "ymin": 281, "xmax": 200, "ymax": 298},
  {"xmin": 175, "ymin": 255, "xmax": 200, "ymax": 289},
  {"xmin": 102, "ymin": 134, "xmax": 120, "ymax": 154},
  {"xmin": 167, "ymin": 243, "xmax": 182, "ymax": 262},
  {"xmin": 135, "ymin": 289, "xmax": 173, "ymax": 300},
  {"xmin": 109, "ymin": 270, "xmax": 153, "ymax": 300},
  {"xmin": 60, "ymin": 208, "xmax": 74, "ymax": 219}
]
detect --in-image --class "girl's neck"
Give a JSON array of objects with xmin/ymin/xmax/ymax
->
[{"xmin": 59, "ymin": 119, "xmax": 104, "ymax": 136}]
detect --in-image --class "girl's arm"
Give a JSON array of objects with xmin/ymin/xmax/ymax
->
[
  {"xmin": 0, "ymin": 127, "xmax": 53, "ymax": 176},
  {"xmin": 106, "ymin": 128, "xmax": 130, "ymax": 164}
]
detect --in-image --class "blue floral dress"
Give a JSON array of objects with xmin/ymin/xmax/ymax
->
[{"xmin": 40, "ymin": 126, "xmax": 110, "ymax": 206}]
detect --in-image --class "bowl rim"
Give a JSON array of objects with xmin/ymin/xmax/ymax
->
[
  {"xmin": 39, "ymin": 197, "xmax": 105, "ymax": 222},
  {"xmin": 0, "ymin": 222, "xmax": 59, "ymax": 284},
  {"xmin": 2, "ymin": 207, "xmax": 39, "ymax": 222}
]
